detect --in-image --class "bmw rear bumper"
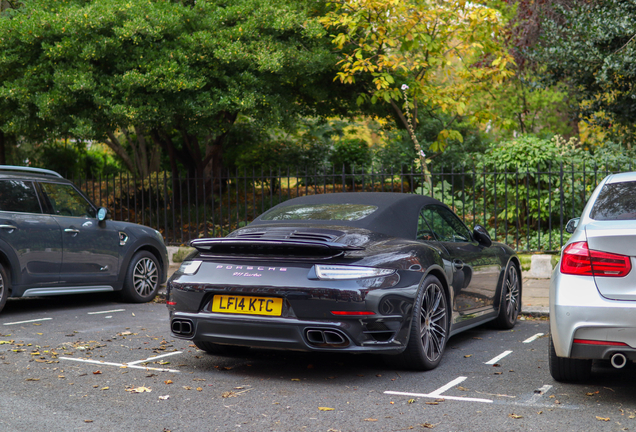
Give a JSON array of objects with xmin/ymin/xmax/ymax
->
[{"xmin": 550, "ymin": 270, "xmax": 636, "ymax": 360}]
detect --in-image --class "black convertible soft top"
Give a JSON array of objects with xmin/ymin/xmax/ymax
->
[{"xmin": 250, "ymin": 192, "xmax": 446, "ymax": 239}]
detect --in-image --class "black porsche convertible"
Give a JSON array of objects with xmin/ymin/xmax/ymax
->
[{"xmin": 167, "ymin": 192, "xmax": 521, "ymax": 370}]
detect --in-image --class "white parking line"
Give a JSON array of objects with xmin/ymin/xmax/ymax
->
[
  {"xmin": 3, "ymin": 318, "xmax": 52, "ymax": 326},
  {"xmin": 87, "ymin": 309, "xmax": 126, "ymax": 315},
  {"xmin": 429, "ymin": 376, "xmax": 467, "ymax": 396},
  {"xmin": 384, "ymin": 377, "xmax": 493, "ymax": 404},
  {"xmin": 523, "ymin": 333, "xmax": 544, "ymax": 344},
  {"xmin": 59, "ymin": 357, "xmax": 180, "ymax": 373},
  {"xmin": 485, "ymin": 350, "xmax": 512, "ymax": 365},
  {"xmin": 127, "ymin": 351, "xmax": 183, "ymax": 365},
  {"xmin": 525, "ymin": 385, "xmax": 553, "ymax": 405}
]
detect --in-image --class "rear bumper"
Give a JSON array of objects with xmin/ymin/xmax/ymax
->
[
  {"xmin": 550, "ymin": 270, "xmax": 636, "ymax": 359},
  {"xmin": 170, "ymin": 310, "xmax": 409, "ymax": 354}
]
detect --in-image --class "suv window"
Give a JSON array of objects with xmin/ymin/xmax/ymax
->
[
  {"xmin": 0, "ymin": 180, "xmax": 41, "ymax": 213},
  {"xmin": 419, "ymin": 205, "xmax": 471, "ymax": 242},
  {"xmin": 590, "ymin": 181, "xmax": 636, "ymax": 220},
  {"xmin": 40, "ymin": 183, "xmax": 96, "ymax": 218}
]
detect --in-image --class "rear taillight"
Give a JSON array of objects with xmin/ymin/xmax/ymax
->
[{"xmin": 561, "ymin": 241, "xmax": 632, "ymax": 277}]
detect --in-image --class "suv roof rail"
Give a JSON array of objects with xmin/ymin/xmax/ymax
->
[{"xmin": 0, "ymin": 165, "xmax": 63, "ymax": 178}]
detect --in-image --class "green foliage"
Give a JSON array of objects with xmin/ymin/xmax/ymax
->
[
  {"xmin": 533, "ymin": 0, "xmax": 636, "ymax": 139},
  {"xmin": 0, "ymin": 0, "xmax": 358, "ymax": 178},
  {"xmin": 330, "ymin": 138, "xmax": 371, "ymax": 174},
  {"xmin": 24, "ymin": 139, "xmax": 122, "ymax": 178}
]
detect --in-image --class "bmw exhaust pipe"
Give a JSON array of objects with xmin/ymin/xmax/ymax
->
[{"xmin": 610, "ymin": 352, "xmax": 627, "ymax": 369}]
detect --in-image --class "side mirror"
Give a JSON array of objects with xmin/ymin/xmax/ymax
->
[
  {"xmin": 473, "ymin": 225, "xmax": 492, "ymax": 247},
  {"xmin": 97, "ymin": 207, "xmax": 108, "ymax": 222},
  {"xmin": 565, "ymin": 218, "xmax": 580, "ymax": 234}
]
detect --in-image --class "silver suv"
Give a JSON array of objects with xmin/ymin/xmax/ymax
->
[{"xmin": 0, "ymin": 165, "xmax": 167, "ymax": 313}]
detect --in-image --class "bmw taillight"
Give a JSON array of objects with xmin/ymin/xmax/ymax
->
[{"xmin": 560, "ymin": 241, "xmax": 632, "ymax": 277}]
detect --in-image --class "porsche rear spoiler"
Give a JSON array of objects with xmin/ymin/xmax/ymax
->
[{"xmin": 189, "ymin": 238, "xmax": 364, "ymax": 259}]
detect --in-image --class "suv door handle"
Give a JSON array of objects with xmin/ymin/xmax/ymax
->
[
  {"xmin": 64, "ymin": 228, "xmax": 80, "ymax": 234},
  {"xmin": 0, "ymin": 225, "xmax": 17, "ymax": 231}
]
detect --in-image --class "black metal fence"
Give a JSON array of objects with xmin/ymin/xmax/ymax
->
[{"xmin": 70, "ymin": 163, "xmax": 627, "ymax": 252}]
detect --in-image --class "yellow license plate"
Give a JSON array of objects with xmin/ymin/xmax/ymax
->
[{"xmin": 211, "ymin": 295, "xmax": 283, "ymax": 316}]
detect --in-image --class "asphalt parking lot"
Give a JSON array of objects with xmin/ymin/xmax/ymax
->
[{"xmin": 0, "ymin": 295, "xmax": 635, "ymax": 432}]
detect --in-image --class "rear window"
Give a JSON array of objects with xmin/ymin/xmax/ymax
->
[
  {"xmin": 590, "ymin": 181, "xmax": 636, "ymax": 220},
  {"xmin": 261, "ymin": 203, "xmax": 377, "ymax": 221}
]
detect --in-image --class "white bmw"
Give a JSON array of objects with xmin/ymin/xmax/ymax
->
[{"xmin": 550, "ymin": 172, "xmax": 636, "ymax": 381}]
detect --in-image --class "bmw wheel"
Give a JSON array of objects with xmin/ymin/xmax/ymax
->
[
  {"xmin": 396, "ymin": 274, "xmax": 449, "ymax": 371},
  {"xmin": 493, "ymin": 262, "xmax": 521, "ymax": 329},
  {"xmin": 549, "ymin": 335, "xmax": 592, "ymax": 382},
  {"xmin": 121, "ymin": 251, "xmax": 161, "ymax": 302}
]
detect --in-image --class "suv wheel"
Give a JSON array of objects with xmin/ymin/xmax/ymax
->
[
  {"xmin": 549, "ymin": 335, "xmax": 592, "ymax": 382},
  {"xmin": 0, "ymin": 263, "xmax": 8, "ymax": 313},
  {"xmin": 120, "ymin": 251, "xmax": 161, "ymax": 303}
]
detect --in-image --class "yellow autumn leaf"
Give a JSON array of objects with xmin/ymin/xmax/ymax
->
[
  {"xmin": 318, "ymin": 407, "xmax": 334, "ymax": 411},
  {"xmin": 596, "ymin": 417, "xmax": 610, "ymax": 422},
  {"xmin": 126, "ymin": 386, "xmax": 152, "ymax": 393}
]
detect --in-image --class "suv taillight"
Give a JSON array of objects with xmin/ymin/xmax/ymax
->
[{"xmin": 561, "ymin": 241, "xmax": 632, "ymax": 277}]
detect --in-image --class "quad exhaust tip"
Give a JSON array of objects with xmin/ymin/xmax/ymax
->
[
  {"xmin": 610, "ymin": 352, "xmax": 627, "ymax": 369},
  {"xmin": 305, "ymin": 329, "xmax": 349, "ymax": 347},
  {"xmin": 171, "ymin": 319, "xmax": 194, "ymax": 336}
]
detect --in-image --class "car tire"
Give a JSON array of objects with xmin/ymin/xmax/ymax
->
[
  {"xmin": 549, "ymin": 335, "xmax": 592, "ymax": 382},
  {"xmin": 492, "ymin": 262, "xmax": 521, "ymax": 329},
  {"xmin": 120, "ymin": 251, "xmax": 161, "ymax": 303},
  {"xmin": 0, "ymin": 263, "xmax": 9, "ymax": 313},
  {"xmin": 393, "ymin": 274, "xmax": 449, "ymax": 371},
  {"xmin": 193, "ymin": 340, "xmax": 250, "ymax": 356}
]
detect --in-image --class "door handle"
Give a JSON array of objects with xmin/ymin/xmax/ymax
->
[
  {"xmin": 453, "ymin": 259, "xmax": 464, "ymax": 270},
  {"xmin": 0, "ymin": 225, "xmax": 17, "ymax": 230},
  {"xmin": 64, "ymin": 228, "xmax": 80, "ymax": 234}
]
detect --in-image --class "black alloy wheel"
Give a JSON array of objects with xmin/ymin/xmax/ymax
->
[
  {"xmin": 121, "ymin": 251, "xmax": 161, "ymax": 302},
  {"xmin": 493, "ymin": 262, "xmax": 521, "ymax": 329},
  {"xmin": 395, "ymin": 274, "xmax": 449, "ymax": 371}
]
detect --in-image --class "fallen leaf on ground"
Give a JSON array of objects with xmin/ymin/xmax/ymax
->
[
  {"xmin": 363, "ymin": 418, "xmax": 377, "ymax": 421},
  {"xmin": 164, "ymin": 380, "xmax": 173, "ymax": 385},
  {"xmin": 93, "ymin": 371, "xmax": 102, "ymax": 375},
  {"xmin": 421, "ymin": 423, "xmax": 436, "ymax": 429},
  {"xmin": 101, "ymin": 387, "xmax": 109, "ymax": 391},
  {"xmin": 318, "ymin": 407, "xmax": 334, "ymax": 411},
  {"xmin": 464, "ymin": 355, "xmax": 472, "ymax": 358},
  {"xmin": 25, "ymin": 378, "xmax": 40, "ymax": 381},
  {"xmin": 291, "ymin": 378, "xmax": 300, "ymax": 381},
  {"xmin": 509, "ymin": 414, "xmax": 523, "ymax": 419},
  {"xmin": 596, "ymin": 417, "xmax": 610, "ymax": 422},
  {"xmin": 221, "ymin": 391, "xmax": 236, "ymax": 398},
  {"xmin": 84, "ymin": 420, "xmax": 93, "ymax": 423},
  {"xmin": 457, "ymin": 386, "xmax": 469, "ymax": 391},
  {"xmin": 425, "ymin": 402, "xmax": 438, "ymax": 405},
  {"xmin": 159, "ymin": 395, "xmax": 169, "ymax": 400},
  {"xmin": 407, "ymin": 399, "xmax": 415, "ymax": 404},
  {"xmin": 126, "ymin": 386, "xmax": 152, "ymax": 393}
]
